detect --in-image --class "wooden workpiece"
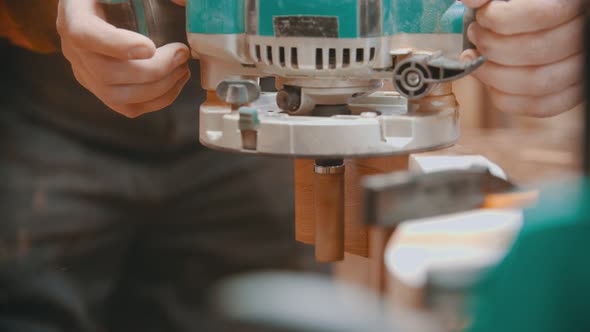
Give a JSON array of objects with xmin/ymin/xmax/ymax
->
[
  {"xmin": 295, "ymin": 155, "xmax": 410, "ymax": 290},
  {"xmin": 350, "ymin": 156, "xmax": 409, "ymax": 292},
  {"xmin": 344, "ymin": 156, "xmax": 409, "ymax": 257},
  {"xmin": 293, "ymin": 89, "xmax": 584, "ymax": 293},
  {"xmin": 295, "ymin": 159, "xmax": 316, "ymax": 245},
  {"xmin": 295, "ymin": 156, "xmax": 410, "ymax": 254},
  {"xmin": 313, "ymin": 162, "xmax": 345, "ymax": 262}
]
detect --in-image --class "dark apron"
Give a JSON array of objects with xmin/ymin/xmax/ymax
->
[{"xmin": 0, "ymin": 42, "xmax": 315, "ymax": 332}]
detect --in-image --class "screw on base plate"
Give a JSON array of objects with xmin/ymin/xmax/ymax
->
[
  {"xmin": 276, "ymin": 86, "xmax": 301, "ymax": 112},
  {"xmin": 239, "ymin": 107, "xmax": 260, "ymax": 150}
]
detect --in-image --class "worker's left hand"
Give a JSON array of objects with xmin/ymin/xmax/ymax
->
[
  {"xmin": 57, "ymin": 0, "xmax": 191, "ymax": 118},
  {"xmin": 461, "ymin": 0, "xmax": 584, "ymax": 117}
]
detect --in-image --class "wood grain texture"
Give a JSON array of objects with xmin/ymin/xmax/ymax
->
[
  {"xmin": 369, "ymin": 228, "xmax": 394, "ymax": 293},
  {"xmin": 296, "ymin": 156, "xmax": 410, "ymax": 255},
  {"xmin": 294, "ymin": 159, "xmax": 315, "ymax": 245},
  {"xmin": 314, "ymin": 169, "xmax": 345, "ymax": 262},
  {"xmin": 344, "ymin": 156, "xmax": 410, "ymax": 257}
]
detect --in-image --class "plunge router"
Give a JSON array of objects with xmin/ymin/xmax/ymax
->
[
  {"xmin": 188, "ymin": 0, "xmax": 483, "ymax": 263},
  {"xmin": 100, "ymin": 0, "xmax": 484, "ymax": 263}
]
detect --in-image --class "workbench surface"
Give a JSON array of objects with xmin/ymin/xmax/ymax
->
[{"xmin": 422, "ymin": 123, "xmax": 582, "ymax": 185}]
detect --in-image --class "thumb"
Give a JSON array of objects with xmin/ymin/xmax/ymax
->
[
  {"xmin": 460, "ymin": 49, "xmax": 485, "ymax": 81},
  {"xmin": 59, "ymin": 0, "xmax": 156, "ymax": 60},
  {"xmin": 460, "ymin": 49, "xmax": 481, "ymax": 62}
]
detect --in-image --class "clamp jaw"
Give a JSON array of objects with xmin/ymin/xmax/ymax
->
[{"xmin": 363, "ymin": 167, "xmax": 517, "ymax": 228}]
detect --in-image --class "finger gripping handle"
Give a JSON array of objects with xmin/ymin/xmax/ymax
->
[{"xmin": 463, "ymin": 0, "xmax": 509, "ymax": 50}]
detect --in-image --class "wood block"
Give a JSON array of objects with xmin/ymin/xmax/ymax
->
[
  {"xmin": 314, "ymin": 168, "xmax": 345, "ymax": 262},
  {"xmin": 344, "ymin": 156, "xmax": 410, "ymax": 257},
  {"xmin": 294, "ymin": 159, "xmax": 315, "ymax": 245}
]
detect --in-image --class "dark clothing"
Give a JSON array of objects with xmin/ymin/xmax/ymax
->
[
  {"xmin": 0, "ymin": 42, "xmax": 313, "ymax": 332},
  {"xmin": 1, "ymin": 41, "xmax": 202, "ymax": 152}
]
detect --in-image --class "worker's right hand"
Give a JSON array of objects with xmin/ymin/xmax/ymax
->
[
  {"xmin": 56, "ymin": 0, "xmax": 191, "ymax": 118},
  {"xmin": 461, "ymin": 0, "xmax": 584, "ymax": 118}
]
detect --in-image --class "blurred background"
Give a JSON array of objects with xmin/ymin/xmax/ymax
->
[{"xmin": 452, "ymin": 77, "xmax": 582, "ymax": 184}]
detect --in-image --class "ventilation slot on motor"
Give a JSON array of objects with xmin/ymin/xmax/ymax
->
[
  {"xmin": 255, "ymin": 45, "xmax": 261, "ymax": 62},
  {"xmin": 316, "ymin": 48, "xmax": 323, "ymax": 70},
  {"xmin": 329, "ymin": 48, "xmax": 336, "ymax": 69},
  {"xmin": 356, "ymin": 48, "xmax": 364, "ymax": 63},
  {"xmin": 370, "ymin": 47, "xmax": 376, "ymax": 61},
  {"xmin": 279, "ymin": 47, "xmax": 286, "ymax": 67},
  {"xmin": 291, "ymin": 47, "xmax": 299, "ymax": 69},
  {"xmin": 343, "ymin": 48, "xmax": 350, "ymax": 68},
  {"xmin": 266, "ymin": 46, "xmax": 273, "ymax": 65}
]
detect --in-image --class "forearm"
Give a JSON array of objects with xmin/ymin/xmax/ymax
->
[{"xmin": 0, "ymin": 0, "xmax": 60, "ymax": 53}]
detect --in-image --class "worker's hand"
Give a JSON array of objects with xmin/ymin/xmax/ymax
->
[
  {"xmin": 56, "ymin": 0, "xmax": 191, "ymax": 118},
  {"xmin": 461, "ymin": 0, "xmax": 584, "ymax": 117}
]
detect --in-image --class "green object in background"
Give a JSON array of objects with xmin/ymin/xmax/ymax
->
[
  {"xmin": 187, "ymin": 0, "xmax": 245, "ymax": 34},
  {"xmin": 131, "ymin": 0, "xmax": 149, "ymax": 36},
  {"xmin": 468, "ymin": 177, "xmax": 590, "ymax": 332}
]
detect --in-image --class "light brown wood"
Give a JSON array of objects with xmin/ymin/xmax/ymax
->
[
  {"xmin": 343, "ymin": 156, "xmax": 410, "ymax": 257},
  {"xmin": 336, "ymin": 155, "xmax": 411, "ymax": 292},
  {"xmin": 453, "ymin": 77, "xmax": 484, "ymax": 129},
  {"xmin": 294, "ymin": 159, "xmax": 315, "ymax": 245},
  {"xmin": 369, "ymin": 228, "xmax": 394, "ymax": 293},
  {"xmin": 364, "ymin": 156, "xmax": 409, "ymax": 293},
  {"xmin": 482, "ymin": 191, "xmax": 539, "ymax": 209},
  {"xmin": 295, "ymin": 155, "xmax": 409, "ymax": 267},
  {"xmin": 333, "ymin": 253, "xmax": 371, "ymax": 287},
  {"xmin": 295, "ymin": 156, "xmax": 410, "ymax": 255},
  {"xmin": 421, "ymin": 122, "xmax": 582, "ymax": 185},
  {"xmin": 387, "ymin": 277, "xmax": 425, "ymax": 309},
  {"xmin": 314, "ymin": 168, "xmax": 345, "ymax": 262},
  {"xmin": 342, "ymin": 161, "xmax": 370, "ymax": 257},
  {"xmin": 453, "ymin": 76, "xmax": 511, "ymax": 129}
]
